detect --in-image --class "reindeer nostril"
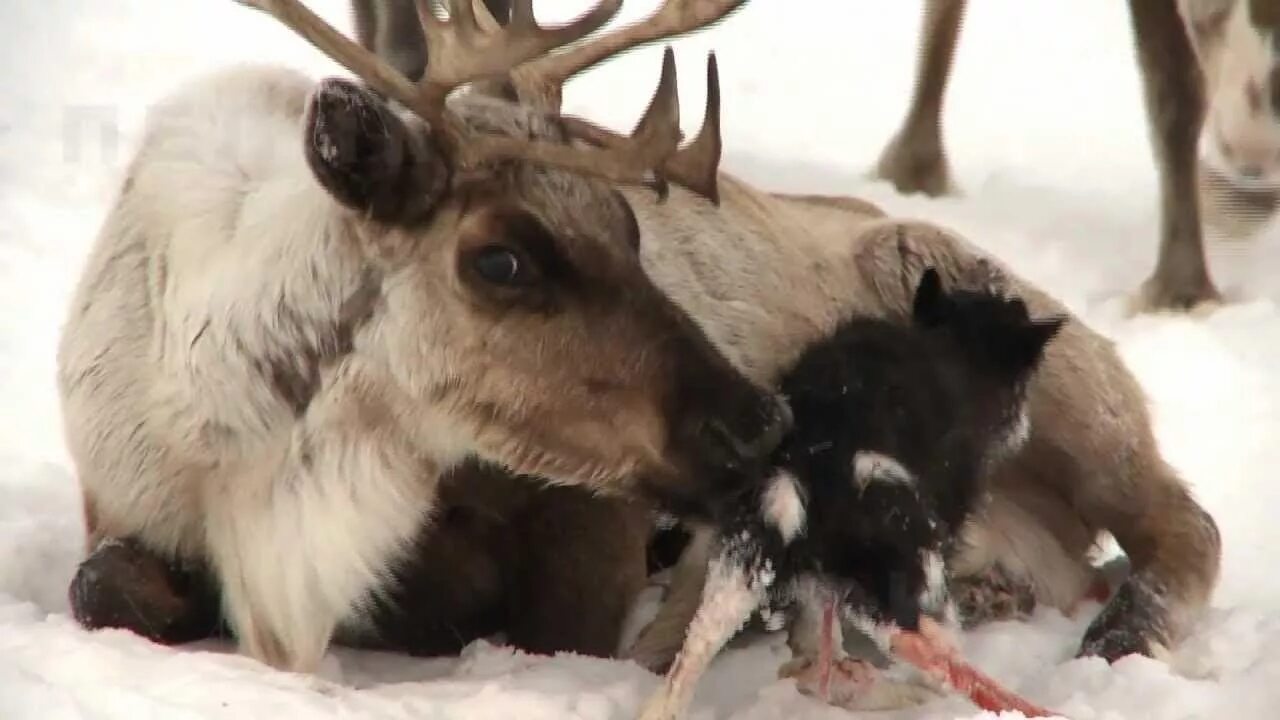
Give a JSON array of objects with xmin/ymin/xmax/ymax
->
[
  {"xmin": 695, "ymin": 396, "xmax": 793, "ymax": 470},
  {"xmin": 1239, "ymin": 164, "xmax": 1265, "ymax": 179},
  {"xmin": 757, "ymin": 396, "xmax": 793, "ymax": 453},
  {"xmin": 734, "ymin": 395, "xmax": 792, "ymax": 461},
  {"xmin": 701, "ymin": 419, "xmax": 749, "ymax": 469},
  {"xmin": 773, "ymin": 397, "xmax": 794, "ymax": 436}
]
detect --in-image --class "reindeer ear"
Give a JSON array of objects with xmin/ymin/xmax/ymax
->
[
  {"xmin": 911, "ymin": 267, "xmax": 947, "ymax": 327},
  {"xmin": 304, "ymin": 78, "xmax": 450, "ymax": 225},
  {"xmin": 1030, "ymin": 316, "xmax": 1067, "ymax": 350}
]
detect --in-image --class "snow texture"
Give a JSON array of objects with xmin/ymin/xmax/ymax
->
[{"xmin": 3, "ymin": 0, "xmax": 1280, "ymax": 718}]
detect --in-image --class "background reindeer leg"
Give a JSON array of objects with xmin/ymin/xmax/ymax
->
[
  {"xmin": 1126, "ymin": 0, "xmax": 1221, "ymax": 312},
  {"xmin": 351, "ymin": 0, "xmax": 514, "ymax": 82},
  {"xmin": 874, "ymin": 0, "xmax": 968, "ymax": 197}
]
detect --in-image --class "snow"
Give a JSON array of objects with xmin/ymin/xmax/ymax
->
[{"xmin": 2, "ymin": 0, "xmax": 1279, "ymax": 718}]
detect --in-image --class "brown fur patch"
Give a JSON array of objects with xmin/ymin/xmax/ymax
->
[
  {"xmin": 261, "ymin": 266, "xmax": 382, "ymax": 416},
  {"xmin": 772, "ymin": 193, "xmax": 888, "ymax": 218}
]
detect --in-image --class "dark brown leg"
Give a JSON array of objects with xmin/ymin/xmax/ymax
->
[
  {"xmin": 874, "ymin": 0, "xmax": 968, "ymax": 197},
  {"xmin": 352, "ymin": 460, "xmax": 525, "ymax": 656},
  {"xmin": 1126, "ymin": 0, "xmax": 1222, "ymax": 312},
  {"xmin": 356, "ymin": 506, "xmax": 514, "ymax": 656},
  {"xmin": 504, "ymin": 486, "xmax": 652, "ymax": 658},
  {"xmin": 359, "ymin": 462, "xmax": 651, "ymax": 659}
]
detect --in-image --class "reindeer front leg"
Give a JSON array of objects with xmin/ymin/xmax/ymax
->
[
  {"xmin": 1125, "ymin": 0, "xmax": 1220, "ymax": 312},
  {"xmin": 204, "ymin": 375, "xmax": 438, "ymax": 673},
  {"xmin": 874, "ymin": 0, "xmax": 968, "ymax": 197}
]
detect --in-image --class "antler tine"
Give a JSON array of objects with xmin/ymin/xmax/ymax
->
[
  {"xmin": 506, "ymin": 0, "xmax": 619, "ymax": 45},
  {"xmin": 236, "ymin": 1, "xmax": 725, "ymax": 202},
  {"xmin": 463, "ymin": 47, "xmax": 685, "ymax": 192},
  {"xmin": 555, "ymin": 50, "xmax": 722, "ymax": 204},
  {"xmin": 471, "ymin": 0, "xmax": 503, "ymax": 33},
  {"xmin": 663, "ymin": 53, "xmax": 722, "ymax": 203},
  {"xmin": 511, "ymin": 0, "xmax": 748, "ymax": 110},
  {"xmin": 416, "ymin": 0, "xmax": 623, "ymax": 108},
  {"xmin": 627, "ymin": 47, "xmax": 684, "ymax": 165},
  {"xmin": 234, "ymin": 0, "xmax": 436, "ymax": 119}
]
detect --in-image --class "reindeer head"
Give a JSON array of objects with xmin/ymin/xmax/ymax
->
[
  {"xmin": 1179, "ymin": 0, "xmax": 1280, "ymax": 186},
  {"xmin": 911, "ymin": 268, "xmax": 1064, "ymax": 460},
  {"xmin": 237, "ymin": 0, "xmax": 788, "ymax": 511}
]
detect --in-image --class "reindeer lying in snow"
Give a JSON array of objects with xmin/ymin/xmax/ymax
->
[
  {"xmin": 59, "ymin": 0, "xmax": 795, "ymax": 672},
  {"xmin": 61, "ymin": 0, "xmax": 1219, "ymax": 679},
  {"xmin": 876, "ymin": 0, "xmax": 1280, "ymax": 312}
]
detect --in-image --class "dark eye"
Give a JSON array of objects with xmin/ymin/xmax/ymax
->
[{"xmin": 471, "ymin": 245, "xmax": 531, "ymax": 286}]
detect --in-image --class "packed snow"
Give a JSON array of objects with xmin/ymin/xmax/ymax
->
[{"xmin": 3, "ymin": 0, "xmax": 1279, "ymax": 717}]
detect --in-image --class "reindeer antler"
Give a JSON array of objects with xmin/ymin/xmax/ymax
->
[
  {"xmin": 234, "ymin": 0, "xmax": 740, "ymax": 203},
  {"xmin": 415, "ymin": 0, "xmax": 623, "ymax": 110},
  {"xmin": 509, "ymin": 0, "xmax": 745, "ymax": 111},
  {"xmin": 559, "ymin": 51, "xmax": 723, "ymax": 202}
]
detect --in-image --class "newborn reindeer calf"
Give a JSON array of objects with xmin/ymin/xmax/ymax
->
[{"xmin": 638, "ymin": 268, "xmax": 1064, "ymax": 720}]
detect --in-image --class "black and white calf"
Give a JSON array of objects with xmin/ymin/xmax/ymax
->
[{"xmin": 637, "ymin": 268, "xmax": 1064, "ymax": 720}]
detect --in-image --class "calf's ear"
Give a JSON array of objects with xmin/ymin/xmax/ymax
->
[
  {"xmin": 911, "ymin": 267, "xmax": 948, "ymax": 327},
  {"xmin": 1005, "ymin": 315, "xmax": 1068, "ymax": 375}
]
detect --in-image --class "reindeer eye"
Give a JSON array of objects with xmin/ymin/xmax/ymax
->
[{"xmin": 471, "ymin": 245, "xmax": 530, "ymax": 286}]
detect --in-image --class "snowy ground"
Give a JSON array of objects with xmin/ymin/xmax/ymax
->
[{"xmin": 2, "ymin": 0, "xmax": 1279, "ymax": 718}]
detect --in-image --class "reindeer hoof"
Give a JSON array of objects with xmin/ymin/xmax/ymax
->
[
  {"xmin": 1127, "ymin": 273, "xmax": 1223, "ymax": 316},
  {"xmin": 69, "ymin": 537, "xmax": 222, "ymax": 645},
  {"xmin": 1078, "ymin": 581, "xmax": 1170, "ymax": 664},
  {"xmin": 874, "ymin": 131, "xmax": 956, "ymax": 198}
]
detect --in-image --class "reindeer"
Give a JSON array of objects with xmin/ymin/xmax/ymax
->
[
  {"xmin": 875, "ymin": 0, "xmax": 1280, "ymax": 313},
  {"xmin": 61, "ymin": 0, "xmax": 1219, "ymax": 680},
  {"xmin": 57, "ymin": 0, "xmax": 795, "ymax": 673}
]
